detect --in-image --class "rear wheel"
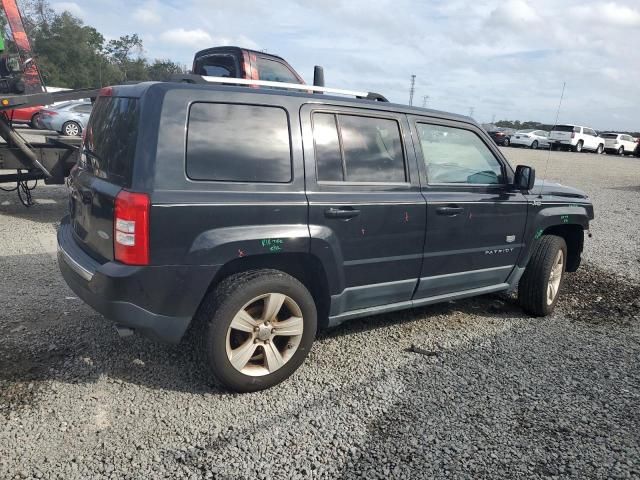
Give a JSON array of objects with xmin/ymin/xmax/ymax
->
[
  {"xmin": 596, "ymin": 144, "xmax": 604, "ymax": 154},
  {"xmin": 30, "ymin": 113, "xmax": 41, "ymax": 129},
  {"xmin": 574, "ymin": 141, "xmax": 583, "ymax": 153},
  {"xmin": 62, "ymin": 121, "xmax": 81, "ymax": 136},
  {"xmin": 196, "ymin": 270, "xmax": 317, "ymax": 392},
  {"xmin": 531, "ymin": 140, "xmax": 538, "ymax": 149},
  {"xmin": 518, "ymin": 235, "xmax": 567, "ymax": 316},
  {"xmin": 618, "ymin": 146, "xmax": 625, "ymax": 156},
  {"xmin": 504, "ymin": 137, "xmax": 510, "ymax": 147}
]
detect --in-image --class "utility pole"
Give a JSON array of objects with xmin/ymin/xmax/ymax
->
[
  {"xmin": 409, "ymin": 74, "xmax": 416, "ymax": 106},
  {"xmin": 491, "ymin": 113, "xmax": 496, "ymax": 124},
  {"xmin": 468, "ymin": 107, "xmax": 475, "ymax": 118},
  {"xmin": 422, "ymin": 95, "xmax": 429, "ymax": 108}
]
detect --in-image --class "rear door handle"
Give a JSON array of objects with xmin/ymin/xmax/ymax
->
[
  {"xmin": 324, "ymin": 207, "xmax": 360, "ymax": 219},
  {"xmin": 436, "ymin": 206, "xmax": 464, "ymax": 216}
]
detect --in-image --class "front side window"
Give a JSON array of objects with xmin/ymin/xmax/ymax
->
[
  {"xmin": 187, "ymin": 103, "xmax": 292, "ymax": 183},
  {"xmin": 312, "ymin": 113, "xmax": 406, "ymax": 183},
  {"xmin": 255, "ymin": 57, "xmax": 301, "ymax": 84},
  {"xmin": 416, "ymin": 123, "xmax": 504, "ymax": 185}
]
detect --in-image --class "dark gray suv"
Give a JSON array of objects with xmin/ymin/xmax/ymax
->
[{"xmin": 57, "ymin": 80, "xmax": 594, "ymax": 392}]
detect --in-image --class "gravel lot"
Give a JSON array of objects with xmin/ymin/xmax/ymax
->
[{"xmin": 1, "ymin": 149, "xmax": 639, "ymax": 479}]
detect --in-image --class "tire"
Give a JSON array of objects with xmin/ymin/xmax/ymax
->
[
  {"xmin": 596, "ymin": 144, "xmax": 604, "ymax": 154},
  {"xmin": 504, "ymin": 137, "xmax": 510, "ymax": 147},
  {"xmin": 518, "ymin": 235, "xmax": 567, "ymax": 316},
  {"xmin": 618, "ymin": 146, "xmax": 624, "ymax": 156},
  {"xmin": 574, "ymin": 141, "xmax": 583, "ymax": 153},
  {"xmin": 62, "ymin": 121, "xmax": 81, "ymax": 136},
  {"xmin": 196, "ymin": 269, "xmax": 317, "ymax": 392},
  {"xmin": 30, "ymin": 113, "xmax": 41, "ymax": 129},
  {"xmin": 531, "ymin": 140, "xmax": 538, "ymax": 149}
]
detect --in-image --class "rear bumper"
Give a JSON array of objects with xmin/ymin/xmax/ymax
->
[{"xmin": 57, "ymin": 218, "xmax": 216, "ymax": 343}]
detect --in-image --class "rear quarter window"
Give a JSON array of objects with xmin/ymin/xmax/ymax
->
[
  {"xmin": 83, "ymin": 96, "xmax": 140, "ymax": 186},
  {"xmin": 186, "ymin": 103, "xmax": 292, "ymax": 183}
]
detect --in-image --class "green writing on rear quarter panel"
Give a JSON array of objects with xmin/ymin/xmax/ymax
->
[
  {"xmin": 261, "ymin": 238, "xmax": 284, "ymax": 252},
  {"xmin": 534, "ymin": 228, "xmax": 543, "ymax": 240}
]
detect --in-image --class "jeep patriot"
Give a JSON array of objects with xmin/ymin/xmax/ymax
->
[{"xmin": 57, "ymin": 79, "xmax": 594, "ymax": 392}]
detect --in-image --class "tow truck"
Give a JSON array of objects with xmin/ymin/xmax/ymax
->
[{"xmin": 0, "ymin": 0, "xmax": 328, "ymax": 206}]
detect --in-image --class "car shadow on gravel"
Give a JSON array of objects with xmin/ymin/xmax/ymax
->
[{"xmin": 1, "ymin": 263, "xmax": 638, "ymax": 417}]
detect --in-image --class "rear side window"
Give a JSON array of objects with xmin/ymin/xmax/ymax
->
[
  {"xmin": 312, "ymin": 113, "xmax": 406, "ymax": 183},
  {"xmin": 84, "ymin": 96, "xmax": 139, "ymax": 186},
  {"xmin": 255, "ymin": 57, "xmax": 301, "ymax": 84},
  {"xmin": 416, "ymin": 123, "xmax": 503, "ymax": 185},
  {"xmin": 186, "ymin": 103, "xmax": 292, "ymax": 183}
]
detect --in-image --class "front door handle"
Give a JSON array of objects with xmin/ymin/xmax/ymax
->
[
  {"xmin": 436, "ymin": 206, "xmax": 464, "ymax": 216},
  {"xmin": 324, "ymin": 207, "xmax": 361, "ymax": 219}
]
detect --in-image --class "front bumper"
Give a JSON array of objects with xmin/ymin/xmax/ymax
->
[{"xmin": 57, "ymin": 218, "xmax": 215, "ymax": 343}]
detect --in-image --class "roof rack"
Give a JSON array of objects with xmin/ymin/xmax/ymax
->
[{"xmin": 171, "ymin": 74, "xmax": 389, "ymax": 102}]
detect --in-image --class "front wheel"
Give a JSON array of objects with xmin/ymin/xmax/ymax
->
[
  {"xmin": 531, "ymin": 140, "xmax": 538, "ymax": 149},
  {"xmin": 618, "ymin": 146, "xmax": 625, "ymax": 156},
  {"xmin": 62, "ymin": 121, "xmax": 81, "ymax": 136},
  {"xmin": 196, "ymin": 270, "xmax": 317, "ymax": 392},
  {"xmin": 518, "ymin": 235, "xmax": 567, "ymax": 316},
  {"xmin": 30, "ymin": 113, "xmax": 41, "ymax": 129},
  {"xmin": 504, "ymin": 137, "xmax": 510, "ymax": 147}
]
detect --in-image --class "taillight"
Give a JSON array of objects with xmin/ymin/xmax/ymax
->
[
  {"xmin": 114, "ymin": 190, "xmax": 150, "ymax": 265},
  {"xmin": 571, "ymin": 132, "xmax": 575, "ymax": 138},
  {"xmin": 99, "ymin": 86, "xmax": 113, "ymax": 97}
]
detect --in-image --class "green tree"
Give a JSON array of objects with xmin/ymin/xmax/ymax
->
[
  {"xmin": 146, "ymin": 59, "xmax": 184, "ymax": 81},
  {"xmin": 105, "ymin": 34, "xmax": 144, "ymax": 82}
]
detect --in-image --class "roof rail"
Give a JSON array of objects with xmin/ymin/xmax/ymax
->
[{"xmin": 171, "ymin": 74, "xmax": 389, "ymax": 102}]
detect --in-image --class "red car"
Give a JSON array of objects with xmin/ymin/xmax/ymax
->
[{"xmin": 4, "ymin": 105, "xmax": 44, "ymax": 128}]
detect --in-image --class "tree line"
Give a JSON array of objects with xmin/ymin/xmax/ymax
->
[{"xmin": 0, "ymin": 0, "xmax": 185, "ymax": 89}]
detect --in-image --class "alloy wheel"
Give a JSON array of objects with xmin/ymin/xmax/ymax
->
[
  {"xmin": 546, "ymin": 249, "xmax": 564, "ymax": 305},
  {"xmin": 225, "ymin": 293, "xmax": 304, "ymax": 376}
]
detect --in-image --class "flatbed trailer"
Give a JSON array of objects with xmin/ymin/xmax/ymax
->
[{"xmin": 0, "ymin": 88, "xmax": 99, "ymax": 204}]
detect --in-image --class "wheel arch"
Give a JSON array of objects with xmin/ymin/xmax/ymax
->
[
  {"xmin": 201, "ymin": 253, "xmax": 332, "ymax": 330},
  {"xmin": 541, "ymin": 224, "xmax": 584, "ymax": 272}
]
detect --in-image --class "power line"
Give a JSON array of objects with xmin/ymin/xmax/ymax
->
[{"xmin": 409, "ymin": 74, "xmax": 416, "ymax": 106}]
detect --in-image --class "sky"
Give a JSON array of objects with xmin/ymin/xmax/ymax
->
[{"xmin": 51, "ymin": 0, "xmax": 640, "ymax": 131}]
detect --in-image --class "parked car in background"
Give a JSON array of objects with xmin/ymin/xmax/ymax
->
[
  {"xmin": 487, "ymin": 127, "xmax": 515, "ymax": 146},
  {"xmin": 510, "ymin": 129, "xmax": 550, "ymax": 149},
  {"xmin": 635, "ymin": 137, "xmax": 640, "ymax": 157},
  {"xmin": 39, "ymin": 100, "xmax": 92, "ymax": 136},
  {"xmin": 5, "ymin": 105, "xmax": 44, "ymax": 128},
  {"xmin": 600, "ymin": 133, "xmax": 637, "ymax": 156},
  {"xmin": 549, "ymin": 125, "xmax": 604, "ymax": 153}
]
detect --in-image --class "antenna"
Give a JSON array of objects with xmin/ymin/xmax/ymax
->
[
  {"xmin": 409, "ymin": 74, "xmax": 416, "ymax": 106},
  {"xmin": 540, "ymin": 82, "xmax": 566, "ymax": 197}
]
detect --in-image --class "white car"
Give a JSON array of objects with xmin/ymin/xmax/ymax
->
[
  {"xmin": 549, "ymin": 124, "xmax": 604, "ymax": 153},
  {"xmin": 510, "ymin": 129, "xmax": 550, "ymax": 149},
  {"xmin": 600, "ymin": 133, "xmax": 637, "ymax": 156}
]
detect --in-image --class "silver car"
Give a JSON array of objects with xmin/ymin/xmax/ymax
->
[
  {"xmin": 510, "ymin": 129, "xmax": 550, "ymax": 149},
  {"xmin": 39, "ymin": 101, "xmax": 93, "ymax": 136}
]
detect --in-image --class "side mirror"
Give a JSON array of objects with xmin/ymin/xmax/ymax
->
[
  {"xmin": 514, "ymin": 165, "xmax": 535, "ymax": 191},
  {"xmin": 313, "ymin": 66, "xmax": 325, "ymax": 87}
]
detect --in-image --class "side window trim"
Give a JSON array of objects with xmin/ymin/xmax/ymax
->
[
  {"xmin": 413, "ymin": 118, "xmax": 510, "ymax": 188},
  {"xmin": 311, "ymin": 108, "xmax": 410, "ymax": 186}
]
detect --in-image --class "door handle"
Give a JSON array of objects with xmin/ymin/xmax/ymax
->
[
  {"xmin": 436, "ymin": 206, "xmax": 464, "ymax": 216},
  {"xmin": 324, "ymin": 207, "xmax": 360, "ymax": 219}
]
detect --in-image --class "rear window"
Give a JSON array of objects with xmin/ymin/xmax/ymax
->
[
  {"xmin": 186, "ymin": 103, "xmax": 292, "ymax": 183},
  {"xmin": 551, "ymin": 125, "xmax": 576, "ymax": 132},
  {"xmin": 601, "ymin": 134, "xmax": 618, "ymax": 139},
  {"xmin": 83, "ymin": 96, "xmax": 139, "ymax": 186},
  {"xmin": 198, "ymin": 54, "xmax": 238, "ymax": 77}
]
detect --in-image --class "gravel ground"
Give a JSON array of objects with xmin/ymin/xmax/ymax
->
[{"xmin": 1, "ymin": 149, "xmax": 639, "ymax": 479}]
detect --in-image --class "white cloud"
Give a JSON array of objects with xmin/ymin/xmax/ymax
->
[
  {"xmin": 133, "ymin": 7, "xmax": 162, "ymax": 25},
  {"xmin": 571, "ymin": 2, "xmax": 640, "ymax": 27},
  {"xmin": 160, "ymin": 28, "xmax": 213, "ymax": 48},
  {"xmin": 51, "ymin": 1, "xmax": 84, "ymax": 17}
]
